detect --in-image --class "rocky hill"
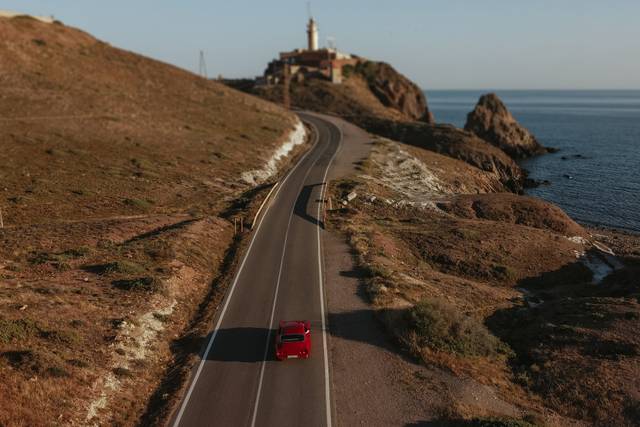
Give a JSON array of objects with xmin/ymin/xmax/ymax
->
[
  {"xmin": 465, "ymin": 93, "xmax": 549, "ymax": 158},
  {"xmin": 229, "ymin": 60, "xmax": 434, "ymax": 124},
  {"xmin": 230, "ymin": 62, "xmax": 543, "ymax": 192},
  {"xmin": 0, "ymin": 16, "xmax": 300, "ymax": 426},
  {"xmin": 357, "ymin": 117, "xmax": 526, "ymax": 192},
  {"xmin": 346, "ymin": 61, "xmax": 435, "ymax": 122}
]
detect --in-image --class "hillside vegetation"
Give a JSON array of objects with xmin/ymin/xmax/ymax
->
[
  {"xmin": 0, "ymin": 16, "xmax": 299, "ymax": 426},
  {"xmin": 329, "ymin": 136, "xmax": 640, "ymax": 426}
]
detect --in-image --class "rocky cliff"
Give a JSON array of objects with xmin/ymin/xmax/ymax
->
[
  {"xmin": 349, "ymin": 61, "xmax": 435, "ymax": 123},
  {"xmin": 355, "ymin": 117, "xmax": 526, "ymax": 193},
  {"xmin": 229, "ymin": 60, "xmax": 434, "ymax": 124},
  {"xmin": 229, "ymin": 63, "xmax": 537, "ymax": 191},
  {"xmin": 464, "ymin": 93, "xmax": 548, "ymax": 159}
]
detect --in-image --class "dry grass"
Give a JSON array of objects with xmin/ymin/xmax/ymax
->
[
  {"xmin": 405, "ymin": 298, "xmax": 511, "ymax": 358},
  {"xmin": 0, "ymin": 17, "xmax": 296, "ymax": 227},
  {"xmin": 0, "ymin": 16, "xmax": 302, "ymax": 426},
  {"xmin": 328, "ymin": 136, "xmax": 640, "ymax": 425}
]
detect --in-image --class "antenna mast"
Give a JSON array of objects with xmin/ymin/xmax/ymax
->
[{"xmin": 198, "ymin": 50, "xmax": 208, "ymax": 79}]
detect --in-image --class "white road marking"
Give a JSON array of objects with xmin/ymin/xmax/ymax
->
[
  {"xmin": 315, "ymin": 119, "xmax": 343, "ymax": 427},
  {"xmin": 250, "ymin": 116, "xmax": 342, "ymax": 427},
  {"xmin": 249, "ymin": 140, "xmax": 320, "ymax": 427},
  {"xmin": 171, "ymin": 128, "xmax": 320, "ymax": 427}
]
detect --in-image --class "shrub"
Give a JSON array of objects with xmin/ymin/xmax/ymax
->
[
  {"xmin": 362, "ymin": 264, "xmax": 392, "ymax": 280},
  {"xmin": 112, "ymin": 276, "xmax": 163, "ymax": 293},
  {"xmin": 29, "ymin": 247, "xmax": 91, "ymax": 265},
  {"xmin": 1, "ymin": 349, "xmax": 68, "ymax": 378},
  {"xmin": 144, "ymin": 240, "xmax": 175, "ymax": 261},
  {"xmin": 406, "ymin": 298, "xmax": 511, "ymax": 358},
  {"xmin": 342, "ymin": 64, "xmax": 354, "ymax": 78},
  {"xmin": 123, "ymin": 198, "xmax": 153, "ymax": 210},
  {"xmin": 0, "ymin": 318, "xmax": 40, "ymax": 343},
  {"xmin": 46, "ymin": 366, "xmax": 70, "ymax": 378},
  {"xmin": 85, "ymin": 260, "xmax": 146, "ymax": 275}
]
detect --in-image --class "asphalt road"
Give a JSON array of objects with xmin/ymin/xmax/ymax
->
[{"xmin": 170, "ymin": 112, "xmax": 346, "ymax": 427}]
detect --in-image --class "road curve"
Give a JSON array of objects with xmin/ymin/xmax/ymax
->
[{"xmin": 170, "ymin": 112, "xmax": 343, "ymax": 427}]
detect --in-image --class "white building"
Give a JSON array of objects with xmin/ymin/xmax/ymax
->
[{"xmin": 307, "ymin": 18, "xmax": 318, "ymax": 51}]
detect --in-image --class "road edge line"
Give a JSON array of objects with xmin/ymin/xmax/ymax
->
[
  {"xmin": 316, "ymin": 118, "xmax": 344, "ymax": 427},
  {"xmin": 251, "ymin": 182, "xmax": 279, "ymax": 230}
]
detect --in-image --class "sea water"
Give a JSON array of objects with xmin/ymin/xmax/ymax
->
[{"xmin": 427, "ymin": 90, "xmax": 640, "ymax": 232}]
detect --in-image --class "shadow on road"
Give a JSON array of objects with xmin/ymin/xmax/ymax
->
[
  {"xmin": 294, "ymin": 183, "xmax": 324, "ymax": 228},
  {"xmin": 205, "ymin": 327, "xmax": 277, "ymax": 363}
]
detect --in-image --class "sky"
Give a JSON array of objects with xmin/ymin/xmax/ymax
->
[{"xmin": 3, "ymin": 0, "xmax": 640, "ymax": 90}]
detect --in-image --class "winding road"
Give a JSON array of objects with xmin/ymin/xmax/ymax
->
[{"xmin": 170, "ymin": 112, "xmax": 369, "ymax": 427}]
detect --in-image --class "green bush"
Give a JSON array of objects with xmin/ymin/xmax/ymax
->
[{"xmin": 406, "ymin": 298, "xmax": 511, "ymax": 358}]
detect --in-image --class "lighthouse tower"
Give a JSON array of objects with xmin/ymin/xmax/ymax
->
[{"xmin": 307, "ymin": 17, "xmax": 318, "ymax": 51}]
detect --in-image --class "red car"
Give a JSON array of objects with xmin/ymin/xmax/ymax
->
[{"xmin": 275, "ymin": 320, "xmax": 311, "ymax": 360}]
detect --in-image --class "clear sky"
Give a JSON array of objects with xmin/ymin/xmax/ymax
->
[{"xmin": 3, "ymin": 0, "xmax": 640, "ymax": 89}]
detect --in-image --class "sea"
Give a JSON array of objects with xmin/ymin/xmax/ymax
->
[{"xmin": 426, "ymin": 90, "xmax": 640, "ymax": 233}]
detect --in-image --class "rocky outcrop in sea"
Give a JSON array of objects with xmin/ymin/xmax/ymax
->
[{"xmin": 465, "ymin": 93, "xmax": 548, "ymax": 159}]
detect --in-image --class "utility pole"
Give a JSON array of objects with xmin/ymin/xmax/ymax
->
[
  {"xmin": 198, "ymin": 50, "xmax": 208, "ymax": 79},
  {"xmin": 283, "ymin": 62, "xmax": 291, "ymax": 110}
]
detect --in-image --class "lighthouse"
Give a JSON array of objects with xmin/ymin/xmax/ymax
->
[{"xmin": 307, "ymin": 17, "xmax": 318, "ymax": 51}]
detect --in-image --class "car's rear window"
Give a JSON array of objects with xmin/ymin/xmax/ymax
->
[{"xmin": 281, "ymin": 334, "xmax": 304, "ymax": 342}]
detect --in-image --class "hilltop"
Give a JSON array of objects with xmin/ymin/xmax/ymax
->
[
  {"xmin": 226, "ymin": 60, "xmax": 536, "ymax": 192},
  {"xmin": 0, "ymin": 16, "xmax": 302, "ymax": 426}
]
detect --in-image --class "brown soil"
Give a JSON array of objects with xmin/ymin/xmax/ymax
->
[
  {"xmin": 251, "ymin": 75, "xmax": 408, "ymax": 122},
  {"xmin": 328, "ymin": 135, "xmax": 639, "ymax": 425},
  {"xmin": 438, "ymin": 193, "xmax": 586, "ymax": 236},
  {"xmin": 0, "ymin": 16, "xmax": 300, "ymax": 426},
  {"xmin": 358, "ymin": 118, "xmax": 526, "ymax": 193}
]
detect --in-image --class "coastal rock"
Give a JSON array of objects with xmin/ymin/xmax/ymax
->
[
  {"xmin": 356, "ymin": 117, "xmax": 525, "ymax": 193},
  {"xmin": 359, "ymin": 61, "xmax": 435, "ymax": 123},
  {"xmin": 464, "ymin": 93, "xmax": 547, "ymax": 159}
]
